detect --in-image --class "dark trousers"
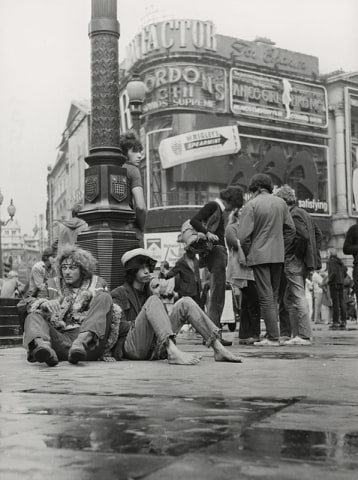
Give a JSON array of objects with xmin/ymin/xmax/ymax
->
[
  {"xmin": 23, "ymin": 292, "xmax": 113, "ymax": 361},
  {"xmin": 206, "ymin": 245, "xmax": 228, "ymax": 328},
  {"xmin": 238, "ymin": 280, "xmax": 261, "ymax": 339},
  {"xmin": 329, "ymin": 284, "xmax": 346, "ymax": 326},
  {"xmin": 278, "ymin": 272, "xmax": 291, "ymax": 337},
  {"xmin": 253, "ymin": 263, "xmax": 282, "ymax": 340}
]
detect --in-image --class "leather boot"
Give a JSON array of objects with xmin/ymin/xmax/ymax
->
[
  {"xmin": 68, "ymin": 332, "xmax": 94, "ymax": 364},
  {"xmin": 33, "ymin": 338, "xmax": 59, "ymax": 367}
]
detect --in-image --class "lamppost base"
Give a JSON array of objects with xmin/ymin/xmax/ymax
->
[{"xmin": 77, "ymin": 228, "xmax": 138, "ymax": 290}]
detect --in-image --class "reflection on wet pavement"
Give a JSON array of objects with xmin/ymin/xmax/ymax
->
[{"xmin": 0, "ymin": 395, "xmax": 296, "ymax": 456}]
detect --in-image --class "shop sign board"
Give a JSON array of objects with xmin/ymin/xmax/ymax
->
[
  {"xmin": 144, "ymin": 232, "xmax": 185, "ymax": 265},
  {"xmin": 126, "ymin": 19, "xmax": 217, "ymax": 69},
  {"xmin": 230, "ymin": 69, "xmax": 328, "ymax": 128},
  {"xmin": 142, "ymin": 63, "xmax": 227, "ymax": 114},
  {"xmin": 158, "ymin": 126, "xmax": 241, "ymax": 169},
  {"xmin": 219, "ymin": 36, "xmax": 319, "ymax": 78}
]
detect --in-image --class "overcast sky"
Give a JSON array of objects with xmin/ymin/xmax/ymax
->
[{"xmin": 0, "ymin": 0, "xmax": 357, "ymax": 235}]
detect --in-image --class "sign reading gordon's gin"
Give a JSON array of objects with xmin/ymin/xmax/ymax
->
[
  {"xmin": 142, "ymin": 64, "xmax": 226, "ymax": 114},
  {"xmin": 159, "ymin": 126, "xmax": 241, "ymax": 169},
  {"xmin": 230, "ymin": 69, "xmax": 328, "ymax": 128}
]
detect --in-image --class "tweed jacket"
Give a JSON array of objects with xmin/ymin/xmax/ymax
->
[
  {"xmin": 237, "ymin": 191, "xmax": 296, "ymax": 267},
  {"xmin": 288, "ymin": 205, "xmax": 322, "ymax": 270}
]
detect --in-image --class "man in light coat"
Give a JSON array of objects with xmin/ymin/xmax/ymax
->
[{"xmin": 237, "ymin": 174, "xmax": 296, "ymax": 346}]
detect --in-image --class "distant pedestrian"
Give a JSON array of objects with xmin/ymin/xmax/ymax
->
[
  {"xmin": 54, "ymin": 203, "xmax": 88, "ymax": 253},
  {"xmin": 28, "ymin": 247, "xmax": 57, "ymax": 297},
  {"xmin": 237, "ymin": 174, "xmax": 296, "ymax": 346},
  {"xmin": 323, "ymin": 248, "xmax": 346, "ymax": 330},
  {"xmin": 343, "ymin": 221, "xmax": 358, "ymax": 306}
]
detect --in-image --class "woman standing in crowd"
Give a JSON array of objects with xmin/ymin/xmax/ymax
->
[{"xmin": 225, "ymin": 205, "xmax": 261, "ymax": 345}]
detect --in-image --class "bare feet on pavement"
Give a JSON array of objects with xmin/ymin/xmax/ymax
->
[
  {"xmin": 167, "ymin": 340, "xmax": 202, "ymax": 365},
  {"xmin": 213, "ymin": 340, "xmax": 242, "ymax": 363}
]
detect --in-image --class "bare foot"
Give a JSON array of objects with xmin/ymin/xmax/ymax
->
[
  {"xmin": 167, "ymin": 340, "xmax": 202, "ymax": 365},
  {"xmin": 213, "ymin": 340, "xmax": 242, "ymax": 363}
]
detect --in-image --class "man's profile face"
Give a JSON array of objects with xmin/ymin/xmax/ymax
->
[
  {"xmin": 61, "ymin": 259, "xmax": 81, "ymax": 286},
  {"xmin": 135, "ymin": 264, "xmax": 152, "ymax": 284},
  {"xmin": 127, "ymin": 148, "xmax": 143, "ymax": 168}
]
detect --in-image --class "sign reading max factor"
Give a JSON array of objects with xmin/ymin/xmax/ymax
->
[{"xmin": 230, "ymin": 69, "xmax": 328, "ymax": 127}]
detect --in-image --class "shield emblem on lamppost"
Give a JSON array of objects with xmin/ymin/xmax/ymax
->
[
  {"xmin": 85, "ymin": 174, "xmax": 99, "ymax": 202},
  {"xmin": 110, "ymin": 174, "xmax": 127, "ymax": 202}
]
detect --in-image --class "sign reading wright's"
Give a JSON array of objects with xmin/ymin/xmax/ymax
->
[{"xmin": 230, "ymin": 69, "xmax": 328, "ymax": 128}]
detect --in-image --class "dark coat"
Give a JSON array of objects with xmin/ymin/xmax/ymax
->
[
  {"xmin": 327, "ymin": 257, "xmax": 345, "ymax": 286},
  {"xmin": 165, "ymin": 255, "xmax": 201, "ymax": 299},
  {"xmin": 343, "ymin": 224, "xmax": 358, "ymax": 264},
  {"xmin": 110, "ymin": 282, "xmax": 149, "ymax": 359},
  {"xmin": 288, "ymin": 205, "xmax": 322, "ymax": 270}
]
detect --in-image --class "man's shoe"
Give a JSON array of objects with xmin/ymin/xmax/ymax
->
[
  {"xmin": 238, "ymin": 337, "xmax": 256, "ymax": 345},
  {"xmin": 219, "ymin": 337, "xmax": 233, "ymax": 347},
  {"xmin": 283, "ymin": 336, "xmax": 312, "ymax": 346},
  {"xmin": 329, "ymin": 324, "xmax": 339, "ymax": 330},
  {"xmin": 253, "ymin": 339, "xmax": 280, "ymax": 346},
  {"xmin": 280, "ymin": 336, "xmax": 291, "ymax": 342},
  {"xmin": 33, "ymin": 339, "xmax": 58, "ymax": 366},
  {"xmin": 68, "ymin": 339, "xmax": 87, "ymax": 364},
  {"xmin": 338, "ymin": 324, "xmax": 346, "ymax": 330}
]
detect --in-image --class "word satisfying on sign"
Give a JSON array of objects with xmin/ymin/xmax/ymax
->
[
  {"xmin": 159, "ymin": 126, "xmax": 241, "ymax": 169},
  {"xmin": 126, "ymin": 19, "xmax": 217, "ymax": 69},
  {"xmin": 142, "ymin": 63, "xmax": 226, "ymax": 114},
  {"xmin": 230, "ymin": 69, "xmax": 328, "ymax": 127}
]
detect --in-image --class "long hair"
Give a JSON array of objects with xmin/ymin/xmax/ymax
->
[{"xmin": 57, "ymin": 245, "xmax": 97, "ymax": 280}]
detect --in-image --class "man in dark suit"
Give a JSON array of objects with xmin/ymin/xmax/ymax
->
[
  {"xmin": 110, "ymin": 248, "xmax": 242, "ymax": 364},
  {"xmin": 238, "ymin": 174, "xmax": 296, "ymax": 346}
]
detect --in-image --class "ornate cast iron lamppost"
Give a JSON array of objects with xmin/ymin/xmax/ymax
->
[
  {"xmin": 0, "ymin": 193, "xmax": 16, "ymax": 277},
  {"xmin": 77, "ymin": 0, "xmax": 138, "ymax": 290},
  {"xmin": 127, "ymin": 73, "xmax": 146, "ymax": 137}
]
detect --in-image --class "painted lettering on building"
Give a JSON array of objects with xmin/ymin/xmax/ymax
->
[
  {"xmin": 142, "ymin": 64, "xmax": 226, "ymax": 114},
  {"xmin": 126, "ymin": 20, "xmax": 217, "ymax": 68},
  {"xmin": 230, "ymin": 69, "xmax": 328, "ymax": 127}
]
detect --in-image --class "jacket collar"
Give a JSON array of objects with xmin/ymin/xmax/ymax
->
[{"xmin": 214, "ymin": 198, "xmax": 226, "ymax": 212}]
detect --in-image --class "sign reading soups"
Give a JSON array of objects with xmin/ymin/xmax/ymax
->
[{"xmin": 230, "ymin": 69, "xmax": 328, "ymax": 128}]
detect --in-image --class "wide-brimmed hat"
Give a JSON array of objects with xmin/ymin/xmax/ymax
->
[{"xmin": 121, "ymin": 248, "xmax": 157, "ymax": 270}]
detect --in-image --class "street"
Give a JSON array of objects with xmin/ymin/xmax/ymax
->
[{"xmin": 1, "ymin": 323, "xmax": 357, "ymax": 480}]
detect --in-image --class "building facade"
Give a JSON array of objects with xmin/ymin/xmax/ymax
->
[
  {"xmin": 46, "ymin": 101, "xmax": 90, "ymax": 245},
  {"xmin": 1, "ymin": 219, "xmax": 41, "ymax": 283},
  {"xmin": 47, "ymin": 19, "xmax": 358, "ymax": 266}
]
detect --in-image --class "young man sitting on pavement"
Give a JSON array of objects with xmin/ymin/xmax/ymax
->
[
  {"xmin": 111, "ymin": 248, "xmax": 242, "ymax": 365},
  {"xmin": 19, "ymin": 245, "xmax": 115, "ymax": 366}
]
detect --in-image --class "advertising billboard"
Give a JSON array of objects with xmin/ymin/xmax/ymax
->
[
  {"xmin": 142, "ymin": 63, "xmax": 227, "ymax": 114},
  {"xmin": 346, "ymin": 88, "xmax": 358, "ymax": 216},
  {"xmin": 158, "ymin": 126, "xmax": 241, "ymax": 169},
  {"xmin": 230, "ymin": 69, "xmax": 328, "ymax": 128}
]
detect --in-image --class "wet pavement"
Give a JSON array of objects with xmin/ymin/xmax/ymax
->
[{"xmin": 1, "ymin": 322, "xmax": 358, "ymax": 479}]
